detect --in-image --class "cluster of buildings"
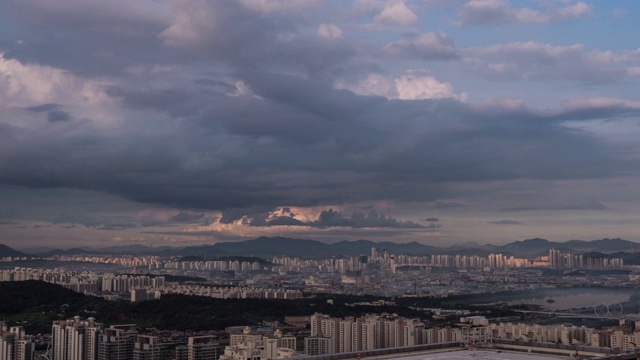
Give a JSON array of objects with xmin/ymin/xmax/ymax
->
[
  {"xmin": 156, "ymin": 284, "xmax": 303, "ymax": 300},
  {"xmin": 303, "ymin": 313, "xmax": 640, "ymax": 356},
  {"xmin": 0, "ymin": 268, "xmax": 303, "ymax": 303},
  {"xmin": 0, "ymin": 317, "xmax": 300, "ymax": 360},
  {"xmin": 45, "ymin": 255, "xmax": 161, "ymax": 268},
  {"xmin": 37, "ymin": 255, "xmax": 271, "ymax": 274},
  {"xmin": 160, "ymin": 261, "xmax": 267, "ymax": 273},
  {"xmin": 218, "ymin": 327, "xmax": 296, "ymax": 360},
  {"xmin": 492, "ymin": 322, "xmax": 640, "ymax": 350},
  {"xmin": 270, "ymin": 248, "xmax": 624, "ymax": 275},
  {"xmin": 45, "ymin": 317, "xmax": 229, "ymax": 360},
  {"xmin": 303, "ymin": 313, "xmax": 489, "ymax": 355},
  {"xmin": 548, "ymin": 249, "xmax": 624, "ymax": 269},
  {"xmin": 0, "ymin": 269, "xmax": 165, "ymax": 295},
  {"xmin": 50, "ymin": 317, "xmax": 161, "ymax": 360},
  {"xmin": 5, "ymin": 315, "xmax": 640, "ymax": 360}
]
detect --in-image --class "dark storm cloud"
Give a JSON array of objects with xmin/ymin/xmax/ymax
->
[
  {"xmin": 425, "ymin": 218, "xmax": 439, "ymax": 222},
  {"xmin": 170, "ymin": 211, "xmax": 204, "ymax": 223},
  {"xmin": 0, "ymin": 79, "xmax": 637, "ymax": 222},
  {"xmin": 0, "ymin": 0, "xmax": 639, "ymax": 238},
  {"xmin": 435, "ymin": 201, "xmax": 465, "ymax": 209},
  {"xmin": 155, "ymin": 1, "xmax": 357, "ymax": 79},
  {"xmin": 47, "ymin": 110, "xmax": 71, "ymax": 122},
  {"xmin": 2, "ymin": 1, "xmax": 170, "ymax": 76},
  {"xmin": 488, "ymin": 219, "xmax": 523, "ymax": 225},
  {"xmin": 25, "ymin": 103, "xmax": 60, "ymax": 112}
]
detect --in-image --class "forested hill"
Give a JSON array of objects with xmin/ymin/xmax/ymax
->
[{"xmin": 0, "ymin": 281, "xmax": 429, "ymax": 334}]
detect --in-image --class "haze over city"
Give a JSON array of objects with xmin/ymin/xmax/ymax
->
[{"xmin": 1, "ymin": 0, "xmax": 639, "ymax": 249}]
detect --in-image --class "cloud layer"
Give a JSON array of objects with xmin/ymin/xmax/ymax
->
[{"xmin": 0, "ymin": 0, "xmax": 639, "ymax": 247}]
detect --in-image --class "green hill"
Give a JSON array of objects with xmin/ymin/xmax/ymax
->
[{"xmin": 0, "ymin": 281, "xmax": 426, "ymax": 333}]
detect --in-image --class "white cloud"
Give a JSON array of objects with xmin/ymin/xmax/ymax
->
[
  {"xmin": 562, "ymin": 98, "xmax": 640, "ymax": 112},
  {"xmin": 317, "ymin": 23, "xmax": 343, "ymax": 40},
  {"xmin": 374, "ymin": 1, "xmax": 418, "ymax": 26},
  {"xmin": 394, "ymin": 74, "xmax": 460, "ymax": 100},
  {"xmin": 384, "ymin": 31, "xmax": 457, "ymax": 60},
  {"xmin": 458, "ymin": 0, "xmax": 592, "ymax": 26},
  {"xmin": 336, "ymin": 71, "xmax": 462, "ymax": 100},
  {"xmin": 0, "ymin": 54, "xmax": 107, "ymax": 109},
  {"xmin": 159, "ymin": 0, "xmax": 217, "ymax": 47},
  {"xmin": 553, "ymin": 2, "xmax": 591, "ymax": 20},
  {"xmin": 337, "ymin": 73, "xmax": 396, "ymax": 98},
  {"xmin": 465, "ymin": 41, "xmax": 640, "ymax": 82}
]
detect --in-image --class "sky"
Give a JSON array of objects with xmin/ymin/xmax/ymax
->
[{"xmin": 1, "ymin": 0, "xmax": 639, "ymax": 250}]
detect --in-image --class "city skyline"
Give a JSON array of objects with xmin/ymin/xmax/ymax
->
[{"xmin": 1, "ymin": 1, "xmax": 640, "ymax": 248}]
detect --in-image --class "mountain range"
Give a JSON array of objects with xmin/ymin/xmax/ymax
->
[
  {"xmin": 0, "ymin": 244, "xmax": 28, "ymax": 258},
  {"xmin": 3, "ymin": 236, "xmax": 640, "ymax": 259}
]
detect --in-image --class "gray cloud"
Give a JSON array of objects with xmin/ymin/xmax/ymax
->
[
  {"xmin": 3, "ymin": 0, "xmax": 170, "ymax": 75},
  {"xmin": 425, "ymin": 217, "xmax": 439, "ymax": 222},
  {"xmin": 488, "ymin": 219, "xmax": 523, "ymax": 225},
  {"xmin": 47, "ymin": 110, "xmax": 71, "ymax": 122},
  {"xmin": 0, "ymin": 0, "xmax": 639, "ymax": 247},
  {"xmin": 0, "ymin": 85, "xmax": 636, "ymax": 218},
  {"xmin": 25, "ymin": 103, "xmax": 60, "ymax": 112},
  {"xmin": 170, "ymin": 211, "xmax": 204, "ymax": 223},
  {"xmin": 384, "ymin": 31, "xmax": 458, "ymax": 61},
  {"xmin": 505, "ymin": 200, "xmax": 607, "ymax": 212}
]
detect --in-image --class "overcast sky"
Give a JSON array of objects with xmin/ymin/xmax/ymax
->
[{"xmin": 1, "ymin": 0, "xmax": 639, "ymax": 250}]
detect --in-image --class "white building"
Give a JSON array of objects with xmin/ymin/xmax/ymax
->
[
  {"xmin": 0, "ymin": 326, "xmax": 34, "ymax": 360},
  {"xmin": 52, "ymin": 317, "xmax": 101, "ymax": 360},
  {"xmin": 188, "ymin": 336, "xmax": 222, "ymax": 360},
  {"xmin": 222, "ymin": 329, "xmax": 295, "ymax": 360}
]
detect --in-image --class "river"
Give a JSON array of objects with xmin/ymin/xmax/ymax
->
[{"xmin": 503, "ymin": 288, "xmax": 640, "ymax": 312}]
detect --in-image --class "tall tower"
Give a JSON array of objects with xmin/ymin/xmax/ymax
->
[{"xmin": 371, "ymin": 247, "xmax": 379, "ymax": 261}]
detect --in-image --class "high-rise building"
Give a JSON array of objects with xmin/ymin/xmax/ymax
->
[
  {"xmin": 188, "ymin": 336, "xmax": 221, "ymax": 360},
  {"xmin": 304, "ymin": 336, "xmax": 334, "ymax": 356},
  {"xmin": 229, "ymin": 328, "xmax": 261, "ymax": 347},
  {"xmin": 133, "ymin": 336, "xmax": 162, "ymax": 360},
  {"xmin": 98, "ymin": 325, "xmax": 137, "ymax": 360},
  {"xmin": 549, "ymin": 249, "xmax": 563, "ymax": 269},
  {"xmin": 0, "ymin": 326, "xmax": 34, "ymax": 360},
  {"xmin": 52, "ymin": 317, "xmax": 101, "ymax": 360},
  {"xmin": 222, "ymin": 328, "xmax": 295, "ymax": 360},
  {"xmin": 175, "ymin": 346, "xmax": 188, "ymax": 360}
]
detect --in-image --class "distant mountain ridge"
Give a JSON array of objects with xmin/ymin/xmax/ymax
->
[
  {"xmin": 5, "ymin": 236, "xmax": 640, "ymax": 259},
  {"xmin": 0, "ymin": 244, "xmax": 28, "ymax": 258}
]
